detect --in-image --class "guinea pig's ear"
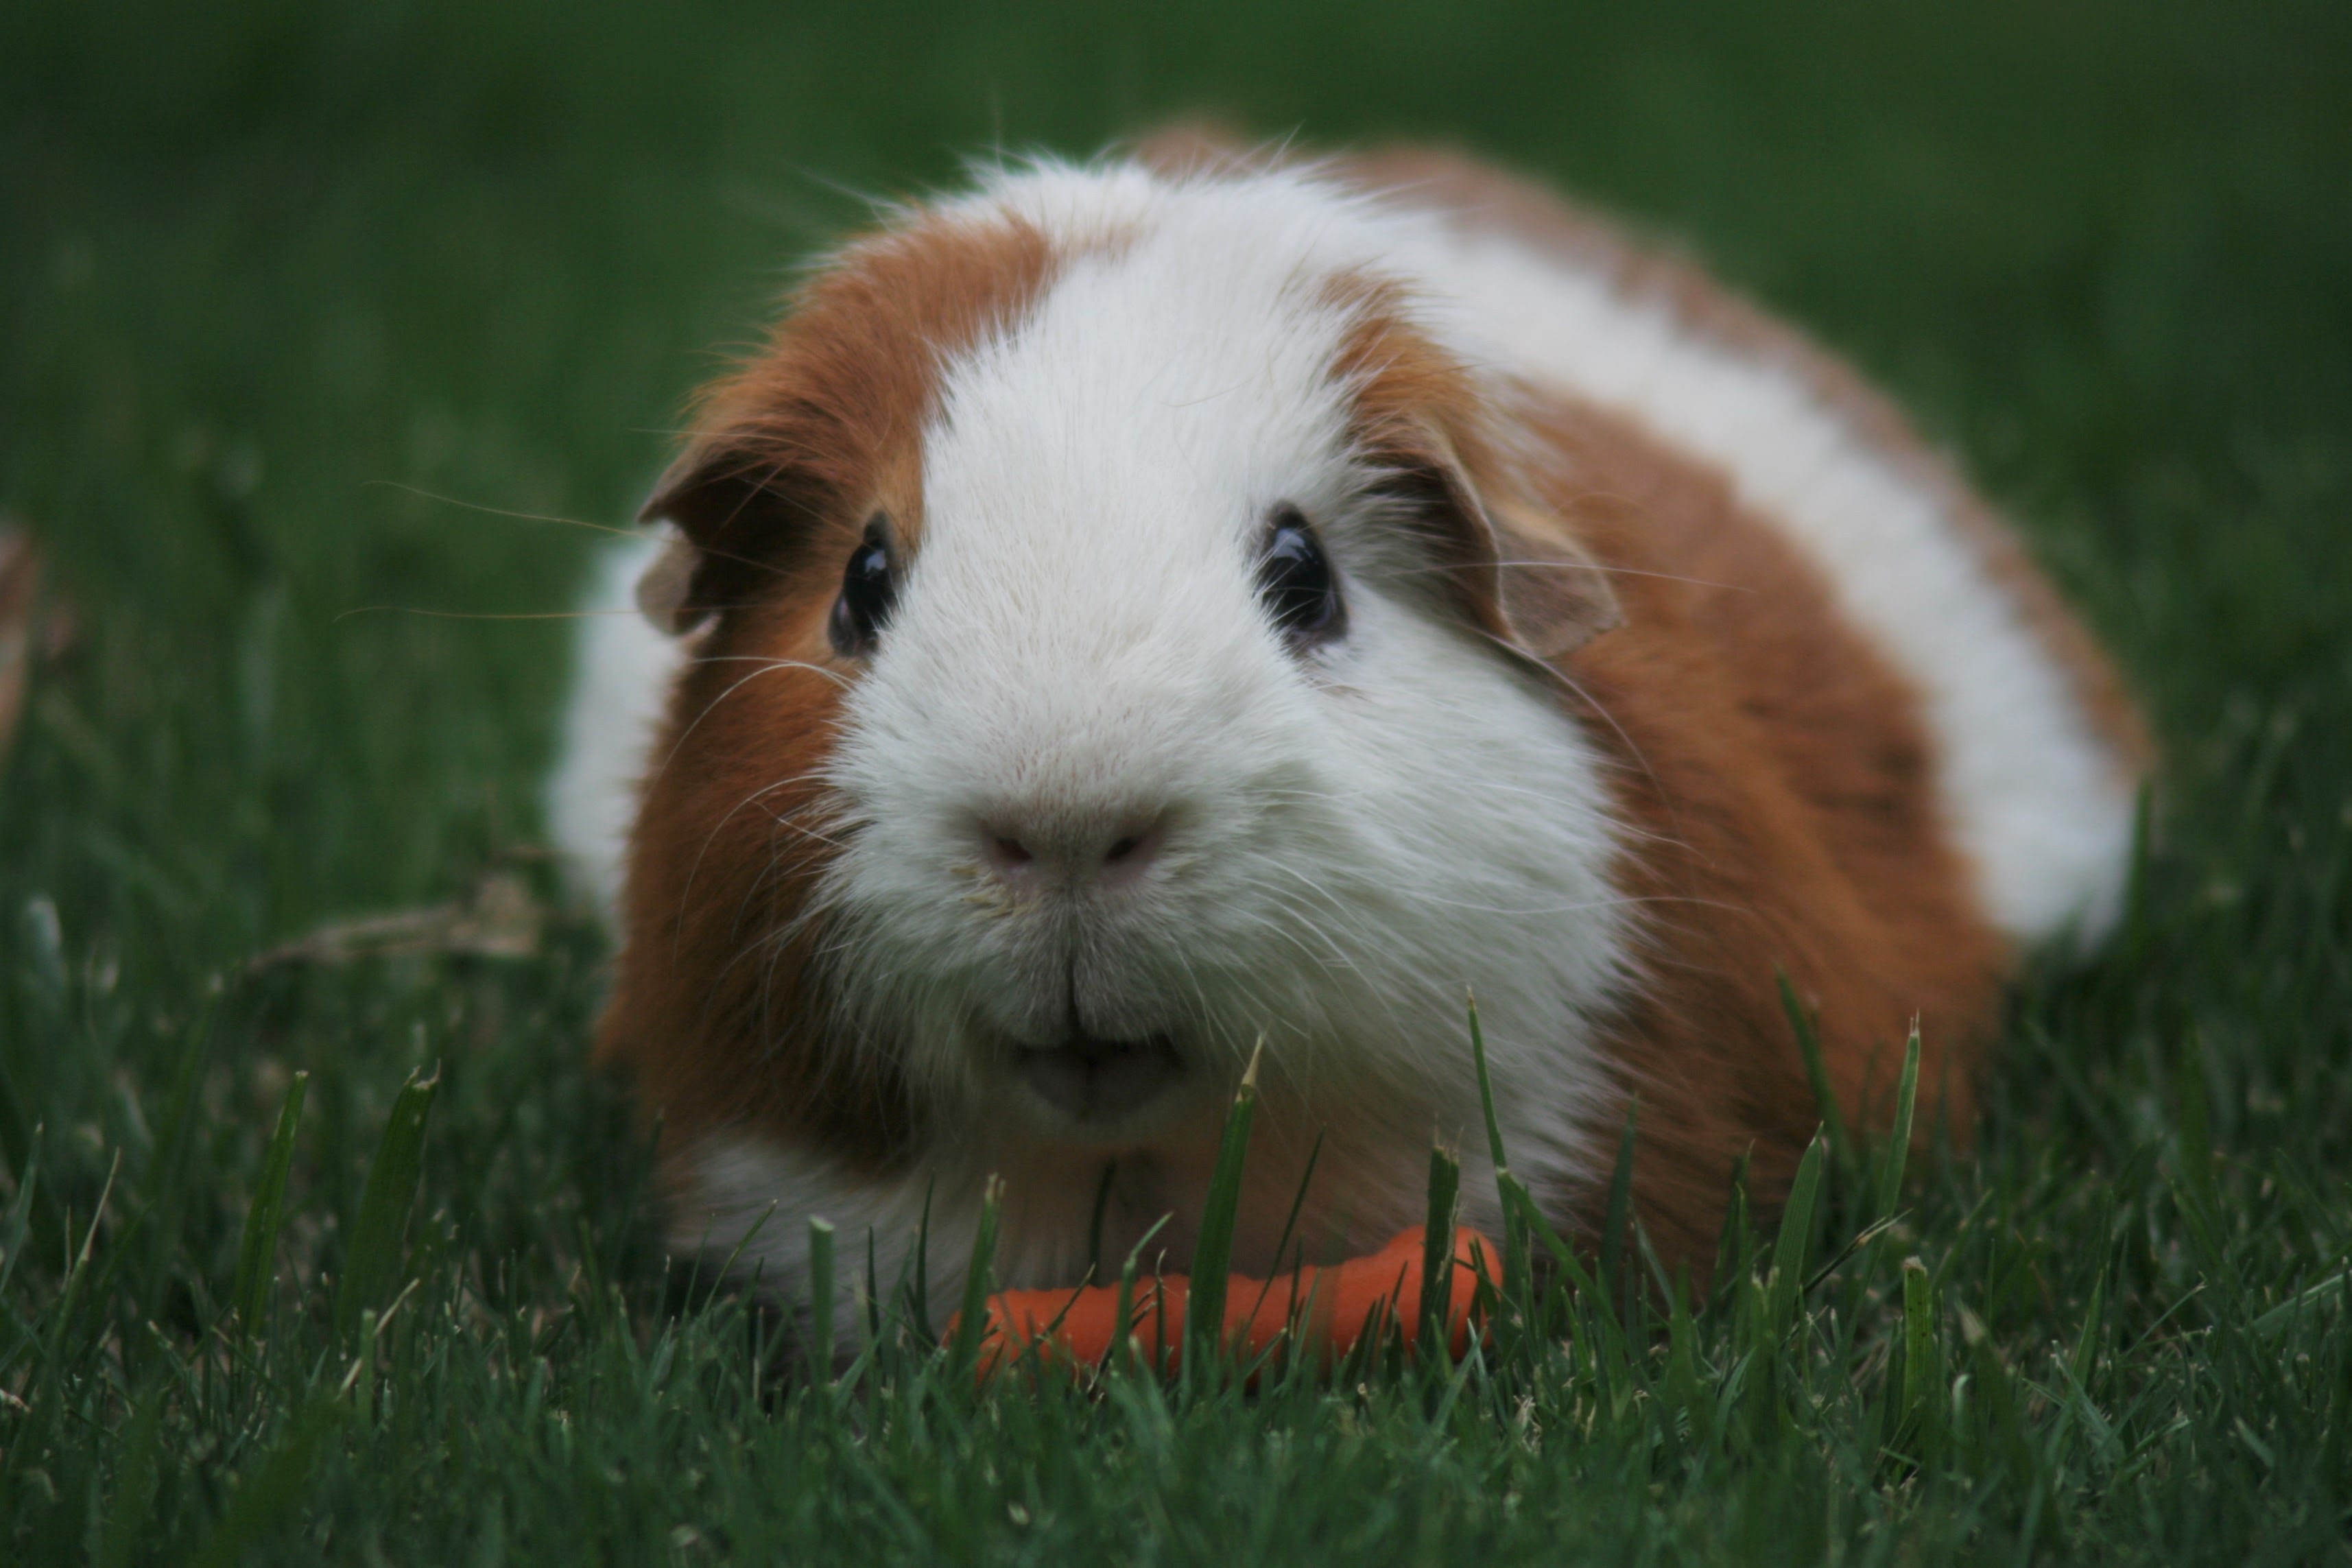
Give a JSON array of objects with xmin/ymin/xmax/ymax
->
[
  {"xmin": 1483, "ymin": 490, "xmax": 1624, "ymax": 661},
  {"xmin": 630, "ymin": 525, "xmax": 702, "ymax": 637},
  {"xmin": 632, "ymin": 436, "xmax": 825, "ymax": 636},
  {"xmin": 1378, "ymin": 423, "xmax": 1622, "ymax": 664}
]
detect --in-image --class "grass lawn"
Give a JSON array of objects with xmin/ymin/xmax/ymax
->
[{"xmin": 5, "ymin": 0, "xmax": 2351, "ymax": 1560}]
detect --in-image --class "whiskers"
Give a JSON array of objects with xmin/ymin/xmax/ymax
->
[
  {"xmin": 343, "ymin": 478, "xmax": 796, "ymax": 625},
  {"xmin": 335, "ymin": 605, "xmax": 648, "ymax": 623},
  {"xmin": 673, "ymin": 764, "xmax": 848, "ymax": 951},
  {"xmin": 360, "ymin": 480, "xmax": 644, "ymax": 541},
  {"xmin": 1390, "ymin": 558, "xmax": 1752, "ymax": 593},
  {"xmin": 647, "ymin": 658, "xmax": 851, "ymax": 796},
  {"xmin": 687, "ymin": 653, "xmax": 854, "ymax": 691}
]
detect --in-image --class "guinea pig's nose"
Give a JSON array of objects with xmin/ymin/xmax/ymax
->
[{"xmin": 978, "ymin": 809, "xmax": 1167, "ymax": 889}]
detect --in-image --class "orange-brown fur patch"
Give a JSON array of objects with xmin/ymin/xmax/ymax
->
[
  {"xmin": 599, "ymin": 213, "xmax": 1058, "ymax": 1173},
  {"xmin": 1532, "ymin": 392, "xmax": 2009, "ymax": 1263}
]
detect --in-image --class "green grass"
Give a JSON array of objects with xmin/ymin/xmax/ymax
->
[{"xmin": 5, "ymin": 0, "xmax": 2351, "ymax": 1560}]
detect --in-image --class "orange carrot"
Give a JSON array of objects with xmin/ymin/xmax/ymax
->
[{"xmin": 957, "ymin": 1225, "xmax": 1496, "ymax": 1381}]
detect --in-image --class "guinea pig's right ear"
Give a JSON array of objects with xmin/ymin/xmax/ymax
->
[
  {"xmin": 1370, "ymin": 417, "xmax": 1624, "ymax": 667},
  {"xmin": 630, "ymin": 524, "xmax": 701, "ymax": 637},
  {"xmin": 630, "ymin": 444, "xmax": 730, "ymax": 637}
]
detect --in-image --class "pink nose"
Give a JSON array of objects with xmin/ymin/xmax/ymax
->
[{"xmin": 978, "ymin": 811, "xmax": 1167, "ymax": 888}]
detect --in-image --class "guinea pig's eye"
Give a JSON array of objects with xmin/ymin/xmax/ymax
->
[
  {"xmin": 829, "ymin": 514, "xmax": 897, "ymax": 656},
  {"xmin": 1256, "ymin": 506, "xmax": 1344, "ymax": 648}
]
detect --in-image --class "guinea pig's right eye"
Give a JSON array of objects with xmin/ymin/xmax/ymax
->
[{"xmin": 829, "ymin": 514, "xmax": 896, "ymax": 656}]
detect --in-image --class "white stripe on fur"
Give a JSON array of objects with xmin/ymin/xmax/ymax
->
[{"xmin": 547, "ymin": 534, "xmax": 683, "ymax": 920}]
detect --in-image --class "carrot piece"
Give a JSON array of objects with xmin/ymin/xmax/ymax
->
[{"xmin": 957, "ymin": 1225, "xmax": 1495, "ymax": 1381}]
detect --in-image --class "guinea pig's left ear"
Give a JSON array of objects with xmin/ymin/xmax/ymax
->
[
  {"xmin": 1481, "ymin": 489, "xmax": 1624, "ymax": 662},
  {"xmin": 1380, "ymin": 423, "xmax": 1622, "ymax": 664}
]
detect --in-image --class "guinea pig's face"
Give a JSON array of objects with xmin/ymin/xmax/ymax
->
[{"xmin": 626, "ymin": 169, "xmax": 1625, "ymax": 1172}]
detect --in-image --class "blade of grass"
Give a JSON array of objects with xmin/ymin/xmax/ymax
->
[
  {"xmin": 232, "ymin": 1069, "xmax": 307, "ymax": 1336},
  {"xmin": 948, "ymin": 1176, "xmax": 1003, "ymax": 1379},
  {"xmin": 1713, "ymin": 1146, "xmax": 1752, "ymax": 1314},
  {"xmin": 1600, "ymin": 1101, "xmax": 1637, "ymax": 1308},
  {"xmin": 95, "ymin": 1380, "xmax": 166, "ymax": 1568},
  {"xmin": 2251, "ymin": 1267, "xmax": 2349, "ymax": 1338},
  {"xmin": 2172, "ymin": 1027, "xmax": 2221, "ymax": 1262},
  {"xmin": 1873, "ymin": 1024, "xmax": 1922, "ymax": 1225},
  {"xmin": 865, "ymin": 1228, "xmax": 883, "ymax": 1351},
  {"xmin": 903, "ymin": 1177, "xmax": 936, "ymax": 1346},
  {"xmin": 1238, "ymin": 1131, "xmax": 1328, "ymax": 1366},
  {"xmin": 1767, "ymin": 1132, "xmax": 1825, "ymax": 1338},
  {"xmin": 807, "ymin": 1217, "xmax": 835, "ymax": 1377},
  {"xmin": 1958, "ymin": 1303, "xmax": 2034, "ymax": 1490},
  {"xmin": 1418, "ymin": 1143, "xmax": 1460, "ymax": 1355},
  {"xmin": 1266, "ymin": 1130, "xmax": 1324, "ymax": 1296},
  {"xmin": 1779, "ymin": 969, "xmax": 1854, "ymax": 1178},
  {"xmin": 1664, "ymin": 1272, "xmax": 1705, "ymax": 1440},
  {"xmin": 333, "ymin": 1066, "xmax": 439, "ymax": 1342},
  {"xmin": 699, "ymin": 1202, "xmax": 778, "ymax": 1316},
  {"xmin": 1185, "ymin": 1041, "xmax": 1263, "ymax": 1379},
  {"xmin": 0, "ymin": 1121, "xmax": 43, "ymax": 1301},
  {"xmin": 0, "ymin": 1062, "xmax": 62, "ymax": 1273},
  {"xmin": 189, "ymin": 1393, "xmax": 349, "ymax": 1568},
  {"xmin": 1466, "ymin": 993, "xmax": 1509, "ymax": 1175},
  {"xmin": 1465, "ymin": 994, "xmax": 1533, "ymax": 1326},
  {"xmin": 1802, "ymin": 1213, "xmax": 1903, "ymax": 1296},
  {"xmin": 1898, "ymin": 1255, "xmax": 1935, "ymax": 1445},
  {"xmin": 1085, "ymin": 1159, "xmax": 1116, "ymax": 1285},
  {"xmin": 134, "ymin": 995, "xmax": 219, "ymax": 1321},
  {"xmin": 44, "ymin": 1150, "xmax": 119, "ymax": 1364},
  {"xmin": 1102, "ymin": 1213, "xmax": 1172, "ymax": 1378},
  {"xmin": 2068, "ymin": 1269, "xmax": 2106, "ymax": 1391}
]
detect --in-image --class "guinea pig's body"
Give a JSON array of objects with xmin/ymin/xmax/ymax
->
[{"xmin": 550, "ymin": 141, "xmax": 2144, "ymax": 1311}]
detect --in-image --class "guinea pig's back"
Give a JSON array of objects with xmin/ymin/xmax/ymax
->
[
  {"xmin": 1353, "ymin": 149, "xmax": 2144, "ymax": 955},
  {"xmin": 1318, "ymin": 150, "xmax": 2146, "ymax": 1252}
]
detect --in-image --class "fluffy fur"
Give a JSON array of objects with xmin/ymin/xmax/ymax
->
[{"xmin": 548, "ymin": 141, "xmax": 2143, "ymax": 1316}]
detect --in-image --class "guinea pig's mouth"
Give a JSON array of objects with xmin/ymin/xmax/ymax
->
[{"xmin": 1014, "ymin": 1034, "xmax": 1183, "ymax": 1123}]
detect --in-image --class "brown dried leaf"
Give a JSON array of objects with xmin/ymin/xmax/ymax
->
[
  {"xmin": 248, "ymin": 872, "xmax": 545, "ymax": 969},
  {"xmin": 0, "ymin": 523, "xmax": 40, "ymax": 761},
  {"xmin": 0, "ymin": 519, "xmax": 79, "ymax": 764}
]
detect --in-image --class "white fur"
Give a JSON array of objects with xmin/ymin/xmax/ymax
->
[
  {"xmin": 558, "ymin": 156, "xmax": 2137, "ymax": 1311},
  {"xmin": 547, "ymin": 534, "xmax": 683, "ymax": 920}
]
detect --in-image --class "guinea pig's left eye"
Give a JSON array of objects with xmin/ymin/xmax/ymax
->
[
  {"xmin": 829, "ymin": 514, "xmax": 896, "ymax": 656},
  {"xmin": 1256, "ymin": 506, "xmax": 1344, "ymax": 648}
]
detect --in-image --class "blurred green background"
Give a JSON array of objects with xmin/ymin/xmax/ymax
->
[
  {"xmin": 5, "ymin": 0, "xmax": 2347, "ymax": 952},
  {"xmin": 4, "ymin": 1, "xmax": 2351, "ymax": 1562}
]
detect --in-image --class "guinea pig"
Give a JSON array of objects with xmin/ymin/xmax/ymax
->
[{"xmin": 547, "ymin": 133, "xmax": 2147, "ymax": 1315}]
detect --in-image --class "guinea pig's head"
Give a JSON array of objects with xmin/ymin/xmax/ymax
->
[{"xmin": 602, "ymin": 162, "xmax": 1627, "ymax": 1211}]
